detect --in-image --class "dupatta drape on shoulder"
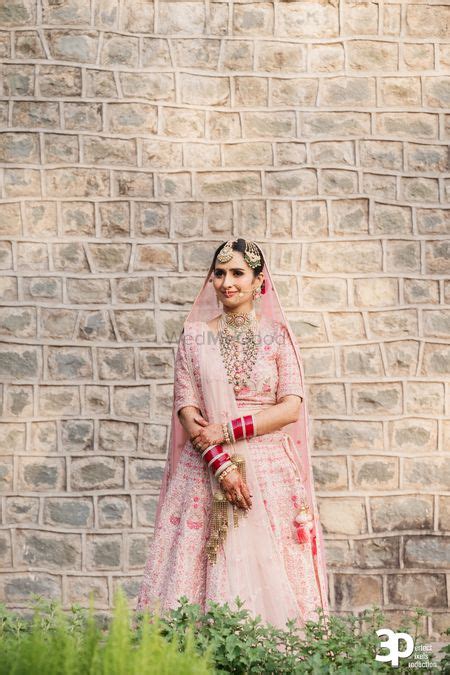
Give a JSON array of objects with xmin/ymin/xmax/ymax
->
[{"xmin": 155, "ymin": 246, "xmax": 330, "ymax": 626}]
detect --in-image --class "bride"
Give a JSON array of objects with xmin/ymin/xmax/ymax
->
[{"xmin": 136, "ymin": 238, "xmax": 329, "ymax": 629}]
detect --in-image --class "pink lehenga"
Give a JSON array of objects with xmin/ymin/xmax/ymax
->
[{"xmin": 136, "ymin": 250, "xmax": 330, "ymax": 629}]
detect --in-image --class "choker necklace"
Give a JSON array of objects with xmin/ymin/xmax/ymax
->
[
  {"xmin": 222, "ymin": 308, "xmax": 257, "ymax": 331},
  {"xmin": 218, "ymin": 309, "xmax": 259, "ymax": 393}
]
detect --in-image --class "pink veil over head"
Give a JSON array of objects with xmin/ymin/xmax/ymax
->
[{"xmin": 157, "ymin": 241, "xmax": 330, "ymax": 625}]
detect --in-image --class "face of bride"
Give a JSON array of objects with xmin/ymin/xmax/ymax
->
[{"xmin": 212, "ymin": 250, "xmax": 264, "ymax": 313}]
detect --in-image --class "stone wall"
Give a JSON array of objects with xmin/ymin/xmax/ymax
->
[{"xmin": 0, "ymin": 0, "xmax": 449, "ymax": 638}]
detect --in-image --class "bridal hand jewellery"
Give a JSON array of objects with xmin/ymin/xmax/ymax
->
[
  {"xmin": 218, "ymin": 309, "xmax": 259, "ymax": 393},
  {"xmin": 194, "ymin": 439, "xmax": 248, "ymax": 563}
]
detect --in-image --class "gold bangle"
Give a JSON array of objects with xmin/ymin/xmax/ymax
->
[{"xmin": 218, "ymin": 463, "xmax": 237, "ymax": 483}]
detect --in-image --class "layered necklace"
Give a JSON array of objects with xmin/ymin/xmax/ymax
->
[{"xmin": 217, "ymin": 308, "xmax": 260, "ymax": 393}]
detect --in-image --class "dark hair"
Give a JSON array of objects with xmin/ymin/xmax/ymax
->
[{"xmin": 212, "ymin": 239, "xmax": 265, "ymax": 276}]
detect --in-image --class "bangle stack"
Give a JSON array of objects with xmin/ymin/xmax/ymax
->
[
  {"xmin": 201, "ymin": 444, "xmax": 234, "ymax": 479},
  {"xmin": 226, "ymin": 414, "xmax": 257, "ymax": 444}
]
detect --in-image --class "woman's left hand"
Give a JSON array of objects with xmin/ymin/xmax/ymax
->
[{"xmin": 191, "ymin": 422, "xmax": 224, "ymax": 451}]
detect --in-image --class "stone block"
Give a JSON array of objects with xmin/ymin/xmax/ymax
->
[
  {"xmin": 223, "ymin": 39, "xmax": 254, "ymax": 70},
  {"xmin": 172, "ymin": 37, "xmax": 218, "ymax": 69},
  {"xmin": 15, "ymin": 30, "xmax": 45, "ymax": 58},
  {"xmin": 421, "ymin": 343, "xmax": 450, "ymax": 376},
  {"xmin": 5, "ymin": 385, "xmax": 33, "ymax": 417},
  {"xmin": 313, "ymin": 419, "xmax": 383, "ymax": 453},
  {"xmin": 17, "ymin": 242, "xmax": 48, "ymax": 270},
  {"xmin": 128, "ymin": 458, "xmax": 165, "ymax": 488},
  {"xmin": 85, "ymin": 386, "xmax": 110, "ymax": 415},
  {"xmin": 41, "ymin": 308, "xmax": 78, "ymax": 339},
  {"xmin": 306, "ymin": 241, "xmax": 382, "ymax": 273},
  {"xmin": 0, "ymin": 573, "xmax": 61, "ymax": 604},
  {"xmin": 64, "ymin": 102, "xmax": 102, "ymax": 131},
  {"xmin": 31, "ymin": 421, "xmax": 57, "ymax": 453},
  {"xmin": 181, "ymin": 73, "xmax": 229, "ymax": 106},
  {"xmin": 0, "ymin": 345, "xmax": 40, "ymax": 380},
  {"xmin": 425, "ymin": 241, "xmax": 450, "ymax": 274},
  {"xmin": 39, "ymin": 386, "xmax": 80, "ymax": 416},
  {"xmin": 406, "ymin": 5, "xmax": 450, "ymax": 38},
  {"xmin": 47, "ymin": 346, "xmax": 93, "ymax": 380},
  {"xmin": 404, "ymin": 536, "xmax": 450, "ymax": 569},
  {"xmin": 208, "ymin": 112, "xmax": 241, "ymax": 141},
  {"xmin": 65, "ymin": 576, "xmax": 108, "ymax": 608},
  {"xmin": 5, "ymin": 497, "xmax": 39, "ymax": 524},
  {"xmin": 67, "ymin": 278, "xmax": 111, "ymax": 304},
  {"xmin": 85, "ymin": 68, "xmax": 117, "ymax": 97},
  {"xmin": 373, "ymin": 203, "xmax": 412, "ymax": 235},
  {"xmin": 98, "ymin": 348, "xmax": 135, "ymax": 380},
  {"xmin": 278, "ymin": 2, "xmax": 339, "ymax": 39},
  {"xmin": 158, "ymin": 2, "xmax": 206, "ymax": 35},
  {"xmin": 46, "ymin": 169, "xmax": 109, "ymax": 198},
  {"xmin": 0, "ymin": 422, "xmax": 25, "ymax": 457},
  {"xmin": 354, "ymin": 277, "xmax": 398, "ymax": 307},
  {"xmin": 142, "ymin": 141, "xmax": 183, "ymax": 170},
  {"xmin": 45, "ymin": 29, "xmax": 98, "ymax": 62},
  {"xmin": 99, "ymin": 202, "xmax": 130, "ymax": 238},
  {"xmin": 379, "ymin": 77, "xmax": 421, "ymax": 106},
  {"xmin": 139, "ymin": 348, "xmax": 173, "ymax": 378},
  {"xmin": 61, "ymin": 202, "xmax": 95, "ymax": 237},
  {"xmin": 142, "ymin": 37, "xmax": 171, "ymax": 67},
  {"xmin": 70, "ymin": 456, "xmax": 124, "ymax": 490},
  {"xmin": 113, "ymin": 171, "xmax": 154, "ymax": 198},
  {"xmin": 134, "ymin": 245, "xmax": 176, "ymax": 272},
  {"xmin": 387, "ymin": 573, "xmax": 446, "ymax": 608},
  {"xmin": 0, "ymin": 202, "xmax": 21, "ymax": 236},
  {"xmin": 43, "ymin": 498, "xmax": 93, "ymax": 528},
  {"xmin": 294, "ymin": 200, "xmax": 328, "ymax": 238},
  {"xmin": 136, "ymin": 494, "xmax": 158, "ymax": 527},
  {"xmin": 98, "ymin": 495, "xmax": 131, "ymax": 528},
  {"xmin": 78, "ymin": 311, "xmax": 115, "ymax": 342},
  {"xmin": 4, "ymin": 168, "xmax": 41, "ymax": 197},
  {"xmin": 61, "ymin": 419, "xmax": 94, "ymax": 453},
  {"xmin": 330, "ymin": 198, "xmax": 369, "ymax": 235},
  {"xmin": 403, "ymin": 457, "xmax": 450, "ymax": 491},
  {"xmin": 113, "ymin": 386, "xmax": 151, "ymax": 419},
  {"xmin": 24, "ymin": 201, "xmax": 58, "ymax": 236},
  {"xmin": 0, "ymin": 132, "xmax": 39, "ymax": 164},
  {"xmin": 384, "ymin": 341, "xmax": 420, "ymax": 377},
  {"xmin": 375, "ymin": 113, "xmax": 438, "ymax": 140},
  {"xmin": 235, "ymin": 77, "xmax": 268, "ymax": 107},
  {"xmin": 89, "ymin": 243, "xmax": 131, "ymax": 273},
  {"xmin": 134, "ymin": 202, "xmax": 170, "ymax": 238},
  {"xmin": 83, "ymin": 136, "xmax": 137, "ymax": 167},
  {"xmin": 18, "ymin": 457, "xmax": 66, "ymax": 491},
  {"xmin": 312, "ymin": 456, "xmax": 348, "ymax": 490},
  {"xmin": 0, "ymin": 277, "xmax": 17, "ymax": 301},
  {"xmin": 389, "ymin": 418, "xmax": 437, "ymax": 453},
  {"xmin": 0, "ymin": 306, "xmax": 35, "ymax": 338},
  {"xmin": 161, "ymin": 107, "xmax": 205, "ymax": 138},
  {"xmin": 256, "ymin": 41, "xmax": 306, "ymax": 73},
  {"xmin": 101, "ymin": 33, "xmax": 138, "ymax": 66},
  {"xmin": 128, "ymin": 534, "xmax": 148, "ymax": 568},
  {"xmin": 157, "ymin": 173, "xmax": 192, "ymax": 200},
  {"xmin": 321, "ymin": 77, "xmax": 375, "ymax": 106},
  {"xmin": 405, "ymin": 382, "xmax": 444, "ymax": 415},
  {"xmin": 354, "ymin": 537, "xmax": 400, "ymax": 569},
  {"xmin": 115, "ymin": 277, "xmax": 153, "ymax": 304},
  {"xmin": 242, "ymin": 112, "xmax": 296, "ymax": 139},
  {"xmin": 334, "ymin": 574, "xmax": 383, "ymax": 609},
  {"xmin": 23, "ymin": 277, "xmax": 61, "ymax": 303},
  {"xmin": 99, "ymin": 420, "xmax": 138, "ymax": 453},
  {"xmin": 319, "ymin": 497, "xmax": 367, "ymax": 535},
  {"xmin": 38, "ymin": 65, "xmax": 82, "ymax": 96},
  {"xmin": 141, "ymin": 424, "xmax": 167, "ymax": 455},
  {"xmin": 86, "ymin": 534, "xmax": 122, "ymax": 570},
  {"xmin": 386, "ymin": 241, "xmax": 421, "ymax": 273},
  {"xmin": 266, "ymin": 169, "xmax": 317, "ymax": 197},
  {"xmin": 114, "ymin": 310, "xmax": 156, "ymax": 341},
  {"xmin": 351, "ymin": 382, "xmax": 403, "ymax": 415},
  {"xmin": 12, "ymin": 101, "xmax": 59, "ymax": 129},
  {"xmin": 16, "ymin": 530, "xmax": 81, "ymax": 570},
  {"xmin": 351, "ymin": 456, "xmax": 398, "ymax": 490},
  {"xmin": 106, "ymin": 103, "xmax": 157, "ymax": 134}
]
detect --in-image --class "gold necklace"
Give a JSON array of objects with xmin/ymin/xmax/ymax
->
[{"xmin": 218, "ymin": 309, "xmax": 259, "ymax": 393}]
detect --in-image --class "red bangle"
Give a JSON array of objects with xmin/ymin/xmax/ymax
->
[
  {"xmin": 243, "ymin": 415, "xmax": 254, "ymax": 438},
  {"xmin": 231, "ymin": 417, "xmax": 244, "ymax": 440},
  {"xmin": 202, "ymin": 445, "xmax": 224, "ymax": 465},
  {"xmin": 210, "ymin": 453, "xmax": 231, "ymax": 474}
]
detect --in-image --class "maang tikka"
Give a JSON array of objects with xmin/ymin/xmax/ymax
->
[{"xmin": 217, "ymin": 239, "xmax": 261, "ymax": 269}]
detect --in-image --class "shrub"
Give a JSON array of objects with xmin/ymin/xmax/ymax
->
[{"xmin": 0, "ymin": 592, "xmax": 446, "ymax": 674}]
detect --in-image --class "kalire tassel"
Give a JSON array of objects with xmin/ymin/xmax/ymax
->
[{"xmin": 206, "ymin": 454, "xmax": 247, "ymax": 563}]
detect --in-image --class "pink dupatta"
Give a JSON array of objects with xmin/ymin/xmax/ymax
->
[{"xmin": 155, "ymin": 246, "xmax": 329, "ymax": 626}]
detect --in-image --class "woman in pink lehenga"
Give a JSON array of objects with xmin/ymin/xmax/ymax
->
[{"xmin": 136, "ymin": 238, "xmax": 330, "ymax": 630}]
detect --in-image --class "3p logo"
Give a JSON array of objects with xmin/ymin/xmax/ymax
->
[{"xmin": 375, "ymin": 628, "xmax": 415, "ymax": 667}]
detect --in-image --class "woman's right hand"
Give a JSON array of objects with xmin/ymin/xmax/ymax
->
[{"xmin": 220, "ymin": 468, "xmax": 252, "ymax": 511}]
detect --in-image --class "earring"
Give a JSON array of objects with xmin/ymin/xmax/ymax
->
[{"xmin": 252, "ymin": 286, "xmax": 262, "ymax": 300}]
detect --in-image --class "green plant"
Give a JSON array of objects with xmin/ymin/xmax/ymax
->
[
  {"xmin": 0, "ymin": 590, "xmax": 211, "ymax": 675},
  {"xmin": 0, "ymin": 593, "xmax": 445, "ymax": 674}
]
